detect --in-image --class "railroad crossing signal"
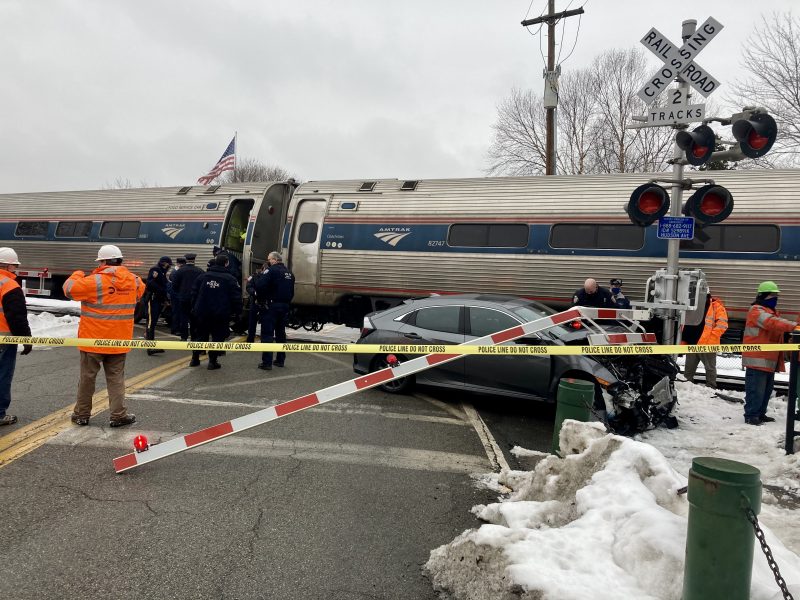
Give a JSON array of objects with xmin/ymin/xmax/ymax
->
[
  {"xmin": 626, "ymin": 183, "xmax": 670, "ymax": 227},
  {"xmin": 636, "ymin": 16, "xmax": 723, "ymax": 105},
  {"xmin": 732, "ymin": 112, "xmax": 778, "ymax": 158},
  {"xmin": 676, "ymin": 125, "xmax": 716, "ymax": 166},
  {"xmin": 682, "ymin": 185, "xmax": 734, "ymax": 225}
]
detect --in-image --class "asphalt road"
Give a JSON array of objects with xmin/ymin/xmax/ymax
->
[{"xmin": 0, "ymin": 325, "xmax": 556, "ymax": 600}]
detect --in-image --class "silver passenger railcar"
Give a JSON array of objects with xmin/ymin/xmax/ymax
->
[{"xmin": 284, "ymin": 170, "xmax": 800, "ymax": 331}]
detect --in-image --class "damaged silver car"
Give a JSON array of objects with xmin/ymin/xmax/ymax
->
[{"xmin": 353, "ymin": 294, "xmax": 678, "ymax": 435}]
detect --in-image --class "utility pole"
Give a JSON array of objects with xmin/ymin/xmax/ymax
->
[{"xmin": 521, "ymin": 2, "xmax": 585, "ymax": 175}]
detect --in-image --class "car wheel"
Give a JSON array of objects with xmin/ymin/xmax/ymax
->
[{"xmin": 372, "ymin": 355, "xmax": 414, "ymax": 394}]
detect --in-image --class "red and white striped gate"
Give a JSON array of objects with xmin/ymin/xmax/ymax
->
[{"xmin": 113, "ymin": 307, "xmax": 647, "ymax": 473}]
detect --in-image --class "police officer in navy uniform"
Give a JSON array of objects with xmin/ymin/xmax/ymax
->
[
  {"xmin": 168, "ymin": 256, "xmax": 186, "ymax": 335},
  {"xmin": 254, "ymin": 251, "xmax": 295, "ymax": 370},
  {"xmin": 171, "ymin": 253, "xmax": 204, "ymax": 341},
  {"xmin": 189, "ymin": 254, "xmax": 242, "ymax": 370},
  {"xmin": 572, "ymin": 278, "xmax": 613, "ymax": 309},
  {"xmin": 145, "ymin": 256, "xmax": 172, "ymax": 355},
  {"xmin": 609, "ymin": 278, "xmax": 631, "ymax": 309}
]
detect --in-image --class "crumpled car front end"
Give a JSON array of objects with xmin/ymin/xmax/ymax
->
[{"xmin": 595, "ymin": 354, "xmax": 680, "ymax": 435}]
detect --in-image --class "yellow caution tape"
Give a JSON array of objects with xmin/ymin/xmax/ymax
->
[{"xmin": 1, "ymin": 336, "xmax": 799, "ymax": 356}]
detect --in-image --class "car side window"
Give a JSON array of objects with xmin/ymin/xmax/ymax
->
[
  {"xmin": 414, "ymin": 306, "xmax": 461, "ymax": 334},
  {"xmin": 468, "ymin": 307, "xmax": 519, "ymax": 338}
]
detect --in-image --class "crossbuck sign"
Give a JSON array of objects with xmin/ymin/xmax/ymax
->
[{"xmin": 636, "ymin": 16, "xmax": 723, "ymax": 105}]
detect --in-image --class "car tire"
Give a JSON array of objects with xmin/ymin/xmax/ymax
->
[{"xmin": 372, "ymin": 355, "xmax": 415, "ymax": 394}]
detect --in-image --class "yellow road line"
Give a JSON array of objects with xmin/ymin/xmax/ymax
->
[{"xmin": 0, "ymin": 356, "xmax": 188, "ymax": 469}]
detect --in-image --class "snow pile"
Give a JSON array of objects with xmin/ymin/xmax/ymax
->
[
  {"xmin": 26, "ymin": 297, "xmax": 81, "ymax": 316},
  {"xmin": 426, "ymin": 420, "xmax": 800, "ymax": 600},
  {"xmin": 639, "ymin": 381, "xmax": 800, "ymax": 552},
  {"xmin": 16, "ymin": 311, "xmax": 80, "ymax": 352}
]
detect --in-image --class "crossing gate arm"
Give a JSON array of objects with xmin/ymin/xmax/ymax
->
[{"xmin": 112, "ymin": 307, "xmax": 639, "ymax": 473}]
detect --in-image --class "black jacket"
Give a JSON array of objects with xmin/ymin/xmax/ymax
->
[
  {"xmin": 171, "ymin": 264, "xmax": 204, "ymax": 299},
  {"xmin": 146, "ymin": 265, "xmax": 169, "ymax": 300},
  {"xmin": 253, "ymin": 263, "xmax": 295, "ymax": 304},
  {"xmin": 1, "ymin": 284, "xmax": 31, "ymax": 337},
  {"xmin": 191, "ymin": 265, "xmax": 242, "ymax": 318},
  {"xmin": 572, "ymin": 286, "xmax": 614, "ymax": 309}
]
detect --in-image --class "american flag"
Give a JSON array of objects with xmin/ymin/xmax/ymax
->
[{"xmin": 197, "ymin": 136, "xmax": 236, "ymax": 185}]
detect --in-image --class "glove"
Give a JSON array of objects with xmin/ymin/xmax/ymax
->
[{"xmin": 21, "ymin": 344, "xmax": 32, "ymax": 355}]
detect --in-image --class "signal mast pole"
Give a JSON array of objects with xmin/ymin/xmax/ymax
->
[
  {"xmin": 662, "ymin": 19, "xmax": 696, "ymax": 345},
  {"xmin": 521, "ymin": 2, "xmax": 585, "ymax": 175}
]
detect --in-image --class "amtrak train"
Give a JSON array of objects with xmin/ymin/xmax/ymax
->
[{"xmin": 1, "ymin": 169, "xmax": 797, "ymax": 333}]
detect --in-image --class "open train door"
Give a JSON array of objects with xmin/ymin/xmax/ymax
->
[
  {"xmin": 220, "ymin": 183, "xmax": 293, "ymax": 286},
  {"xmin": 288, "ymin": 198, "xmax": 328, "ymax": 306}
]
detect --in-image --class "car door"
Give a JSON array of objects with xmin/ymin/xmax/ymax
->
[
  {"xmin": 464, "ymin": 306, "xmax": 552, "ymax": 398},
  {"xmin": 397, "ymin": 305, "xmax": 465, "ymax": 387}
]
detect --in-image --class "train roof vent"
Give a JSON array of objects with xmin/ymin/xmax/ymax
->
[
  {"xmin": 400, "ymin": 180, "xmax": 419, "ymax": 191},
  {"xmin": 204, "ymin": 185, "xmax": 221, "ymax": 194},
  {"xmin": 177, "ymin": 186, "xmax": 193, "ymax": 195},
  {"xmin": 358, "ymin": 181, "xmax": 377, "ymax": 192}
]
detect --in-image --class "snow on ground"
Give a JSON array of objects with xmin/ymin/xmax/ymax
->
[
  {"xmin": 427, "ymin": 390, "xmax": 800, "ymax": 600},
  {"xmin": 26, "ymin": 297, "xmax": 81, "ymax": 316}
]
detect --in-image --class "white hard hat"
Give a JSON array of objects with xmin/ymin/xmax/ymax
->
[
  {"xmin": 96, "ymin": 244, "xmax": 123, "ymax": 261},
  {"xmin": 0, "ymin": 247, "xmax": 21, "ymax": 265}
]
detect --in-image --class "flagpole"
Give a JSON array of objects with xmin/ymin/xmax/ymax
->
[{"xmin": 234, "ymin": 131, "xmax": 238, "ymax": 182}]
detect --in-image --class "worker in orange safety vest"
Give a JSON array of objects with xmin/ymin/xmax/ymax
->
[
  {"xmin": 682, "ymin": 292, "xmax": 728, "ymax": 388},
  {"xmin": 742, "ymin": 281, "xmax": 798, "ymax": 426},
  {"xmin": 63, "ymin": 244, "xmax": 144, "ymax": 427}
]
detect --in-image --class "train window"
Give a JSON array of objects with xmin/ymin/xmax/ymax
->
[
  {"xmin": 549, "ymin": 224, "xmax": 644, "ymax": 250},
  {"xmin": 298, "ymin": 223, "xmax": 319, "ymax": 244},
  {"xmin": 100, "ymin": 221, "xmax": 140, "ymax": 238},
  {"xmin": 55, "ymin": 221, "xmax": 92, "ymax": 238},
  {"xmin": 15, "ymin": 221, "xmax": 49, "ymax": 237},
  {"xmin": 448, "ymin": 224, "xmax": 529, "ymax": 248},
  {"xmin": 680, "ymin": 225, "xmax": 780, "ymax": 253}
]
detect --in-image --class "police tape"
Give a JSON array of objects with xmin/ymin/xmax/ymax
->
[{"xmin": 1, "ymin": 336, "xmax": 799, "ymax": 356}]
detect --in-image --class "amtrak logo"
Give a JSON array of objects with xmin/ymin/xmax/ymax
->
[
  {"xmin": 161, "ymin": 225, "xmax": 185, "ymax": 239},
  {"xmin": 374, "ymin": 227, "xmax": 411, "ymax": 247}
]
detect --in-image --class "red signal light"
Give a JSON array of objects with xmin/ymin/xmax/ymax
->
[
  {"xmin": 386, "ymin": 354, "xmax": 399, "ymax": 367},
  {"xmin": 748, "ymin": 130, "xmax": 769, "ymax": 151},
  {"xmin": 570, "ymin": 320, "xmax": 583, "ymax": 330},
  {"xmin": 133, "ymin": 435, "xmax": 149, "ymax": 453},
  {"xmin": 732, "ymin": 112, "xmax": 777, "ymax": 158},
  {"xmin": 683, "ymin": 185, "xmax": 734, "ymax": 225},
  {"xmin": 638, "ymin": 191, "xmax": 664, "ymax": 214},
  {"xmin": 699, "ymin": 193, "xmax": 725, "ymax": 217},
  {"xmin": 676, "ymin": 125, "xmax": 716, "ymax": 166},
  {"xmin": 626, "ymin": 183, "xmax": 670, "ymax": 227}
]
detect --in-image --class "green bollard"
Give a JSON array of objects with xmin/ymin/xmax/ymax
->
[
  {"xmin": 551, "ymin": 378, "xmax": 594, "ymax": 455},
  {"xmin": 683, "ymin": 457, "xmax": 762, "ymax": 600}
]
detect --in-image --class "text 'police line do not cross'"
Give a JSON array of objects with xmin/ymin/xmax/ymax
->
[{"xmin": 624, "ymin": 16, "xmax": 779, "ymax": 235}]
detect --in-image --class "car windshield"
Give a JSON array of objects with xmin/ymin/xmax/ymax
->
[{"xmin": 509, "ymin": 303, "xmax": 571, "ymax": 340}]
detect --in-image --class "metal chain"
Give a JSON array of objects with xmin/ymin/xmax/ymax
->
[{"xmin": 745, "ymin": 507, "xmax": 795, "ymax": 600}]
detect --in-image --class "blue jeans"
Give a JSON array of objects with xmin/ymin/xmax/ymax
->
[
  {"xmin": 260, "ymin": 303, "xmax": 289, "ymax": 366},
  {"xmin": 0, "ymin": 344, "xmax": 18, "ymax": 418},
  {"xmin": 744, "ymin": 368, "xmax": 775, "ymax": 419}
]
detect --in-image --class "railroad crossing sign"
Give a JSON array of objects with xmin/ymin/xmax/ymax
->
[{"xmin": 636, "ymin": 16, "xmax": 723, "ymax": 105}]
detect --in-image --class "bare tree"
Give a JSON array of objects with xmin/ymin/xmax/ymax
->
[
  {"xmin": 223, "ymin": 157, "xmax": 297, "ymax": 183},
  {"xmin": 589, "ymin": 48, "xmax": 672, "ymax": 173},
  {"xmin": 486, "ymin": 48, "xmax": 673, "ymax": 176},
  {"xmin": 102, "ymin": 177, "xmax": 154, "ymax": 189},
  {"xmin": 555, "ymin": 68, "xmax": 598, "ymax": 174},
  {"xmin": 486, "ymin": 88, "xmax": 548, "ymax": 176},
  {"xmin": 729, "ymin": 11, "xmax": 800, "ymax": 166}
]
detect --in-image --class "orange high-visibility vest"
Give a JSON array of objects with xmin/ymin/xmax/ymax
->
[
  {"xmin": 742, "ymin": 304, "xmax": 796, "ymax": 373},
  {"xmin": 64, "ymin": 265, "xmax": 144, "ymax": 354},
  {"xmin": 0, "ymin": 268, "xmax": 21, "ymax": 336},
  {"xmin": 697, "ymin": 297, "xmax": 729, "ymax": 345}
]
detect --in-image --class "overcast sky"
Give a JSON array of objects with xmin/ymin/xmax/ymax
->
[{"xmin": 0, "ymin": 0, "xmax": 795, "ymax": 193}]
